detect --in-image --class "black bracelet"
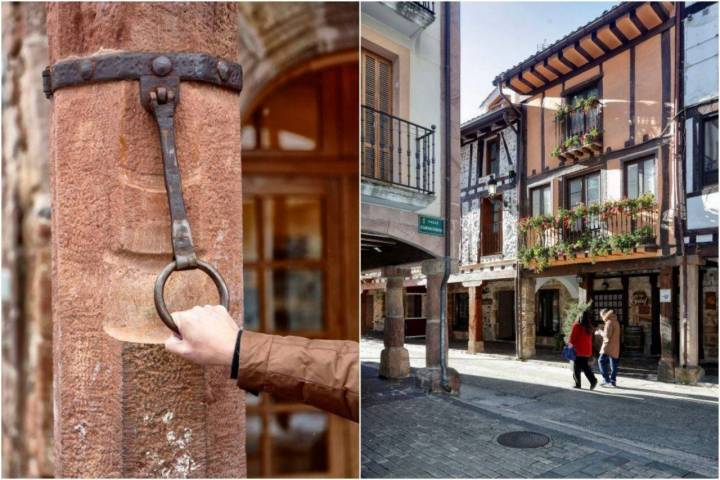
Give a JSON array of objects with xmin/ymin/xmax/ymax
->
[{"xmin": 230, "ymin": 329, "xmax": 243, "ymax": 380}]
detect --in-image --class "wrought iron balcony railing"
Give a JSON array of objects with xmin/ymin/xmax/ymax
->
[
  {"xmin": 519, "ymin": 198, "xmax": 659, "ymax": 272},
  {"xmin": 552, "ymin": 100, "xmax": 603, "ymax": 161},
  {"xmin": 362, "ymin": 105, "xmax": 436, "ymax": 194},
  {"xmin": 413, "ymin": 2, "xmax": 436, "ymax": 15}
]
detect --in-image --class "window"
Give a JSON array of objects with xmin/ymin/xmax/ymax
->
[
  {"xmin": 561, "ymin": 82, "xmax": 601, "ymax": 143},
  {"xmin": 362, "ymin": 49, "xmax": 393, "ymax": 181},
  {"xmin": 481, "ymin": 196, "xmax": 503, "ymax": 256},
  {"xmin": 703, "ymin": 116, "xmax": 718, "ymax": 187},
  {"xmin": 567, "ymin": 172, "xmax": 601, "ymax": 207},
  {"xmin": 625, "ymin": 157, "xmax": 656, "ymax": 199},
  {"xmin": 486, "ymin": 137, "xmax": 500, "ymax": 177},
  {"xmin": 530, "ymin": 184, "xmax": 552, "ymax": 216},
  {"xmin": 405, "ymin": 292, "xmax": 425, "ymax": 319}
]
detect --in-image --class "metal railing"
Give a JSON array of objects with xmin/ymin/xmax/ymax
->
[
  {"xmin": 362, "ymin": 105, "xmax": 436, "ymax": 194},
  {"xmin": 413, "ymin": 2, "xmax": 436, "ymax": 14},
  {"xmin": 557, "ymin": 101, "xmax": 602, "ymax": 147},
  {"xmin": 524, "ymin": 206, "xmax": 659, "ymax": 255}
]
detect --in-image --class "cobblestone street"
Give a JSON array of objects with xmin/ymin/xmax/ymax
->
[{"xmin": 361, "ymin": 338, "xmax": 719, "ymax": 478}]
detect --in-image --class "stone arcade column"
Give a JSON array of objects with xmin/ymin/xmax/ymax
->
[
  {"xmin": 677, "ymin": 263, "xmax": 705, "ymax": 384},
  {"xmin": 657, "ymin": 267, "xmax": 676, "ymax": 382},
  {"xmin": 466, "ymin": 283, "xmax": 484, "ymax": 354},
  {"xmin": 416, "ymin": 259, "xmax": 461, "ymax": 393},
  {"xmin": 379, "ymin": 267, "xmax": 410, "ymax": 379},
  {"xmin": 519, "ymin": 277, "xmax": 536, "ymax": 359},
  {"xmin": 47, "ymin": 4, "xmax": 245, "ymax": 477}
]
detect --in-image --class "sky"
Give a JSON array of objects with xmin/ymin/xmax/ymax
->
[{"xmin": 461, "ymin": 1, "xmax": 616, "ymax": 123}]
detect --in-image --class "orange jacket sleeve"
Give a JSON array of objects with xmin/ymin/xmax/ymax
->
[{"xmin": 236, "ymin": 330, "xmax": 359, "ymax": 422}]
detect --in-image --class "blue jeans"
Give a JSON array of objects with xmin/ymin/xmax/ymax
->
[{"xmin": 598, "ymin": 353, "xmax": 619, "ymax": 384}]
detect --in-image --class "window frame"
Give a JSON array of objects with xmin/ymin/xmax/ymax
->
[
  {"xmin": 485, "ymin": 136, "xmax": 500, "ymax": 177},
  {"xmin": 566, "ymin": 170, "xmax": 602, "ymax": 208},
  {"xmin": 530, "ymin": 183, "xmax": 552, "ymax": 216},
  {"xmin": 623, "ymin": 156, "xmax": 656, "ymax": 199},
  {"xmin": 701, "ymin": 114, "xmax": 718, "ymax": 188}
]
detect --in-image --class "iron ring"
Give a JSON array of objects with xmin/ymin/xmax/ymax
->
[{"xmin": 154, "ymin": 260, "xmax": 230, "ymax": 336}]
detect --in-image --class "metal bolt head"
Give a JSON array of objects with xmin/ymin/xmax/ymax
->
[
  {"xmin": 79, "ymin": 59, "xmax": 94, "ymax": 80},
  {"xmin": 152, "ymin": 56, "xmax": 172, "ymax": 76},
  {"xmin": 217, "ymin": 60, "xmax": 229, "ymax": 81}
]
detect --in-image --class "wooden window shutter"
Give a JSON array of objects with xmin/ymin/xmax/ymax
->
[{"xmin": 362, "ymin": 50, "xmax": 393, "ymax": 181}]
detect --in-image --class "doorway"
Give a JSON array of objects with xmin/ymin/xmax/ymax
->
[{"xmin": 497, "ymin": 290, "xmax": 515, "ymax": 340}]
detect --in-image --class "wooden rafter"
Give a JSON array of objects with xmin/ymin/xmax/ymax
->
[
  {"xmin": 517, "ymin": 72, "xmax": 536, "ymax": 91},
  {"xmin": 650, "ymin": 2, "xmax": 669, "ymax": 22},
  {"xmin": 542, "ymin": 58, "xmax": 563, "ymax": 78},
  {"xmin": 629, "ymin": 10, "xmax": 649, "ymax": 35},
  {"xmin": 557, "ymin": 51, "xmax": 577, "ymax": 71},
  {"xmin": 610, "ymin": 20, "xmax": 629, "ymax": 44},
  {"xmin": 573, "ymin": 41, "xmax": 594, "ymax": 63},
  {"xmin": 530, "ymin": 66, "xmax": 549, "ymax": 84},
  {"xmin": 591, "ymin": 31, "xmax": 610, "ymax": 54}
]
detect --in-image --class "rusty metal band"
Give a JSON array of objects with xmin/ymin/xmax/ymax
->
[
  {"xmin": 43, "ymin": 52, "xmax": 242, "ymax": 98},
  {"xmin": 43, "ymin": 52, "xmax": 238, "ymax": 335}
]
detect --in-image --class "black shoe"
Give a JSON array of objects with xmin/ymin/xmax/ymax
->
[
  {"xmin": 590, "ymin": 381, "xmax": 598, "ymax": 390},
  {"xmin": 573, "ymin": 385, "xmax": 581, "ymax": 389}
]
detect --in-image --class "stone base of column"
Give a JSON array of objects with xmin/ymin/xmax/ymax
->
[
  {"xmin": 657, "ymin": 359, "xmax": 676, "ymax": 382},
  {"xmin": 468, "ymin": 341, "xmax": 484, "ymax": 354},
  {"xmin": 379, "ymin": 347, "xmax": 410, "ymax": 379},
  {"xmin": 520, "ymin": 342, "xmax": 536, "ymax": 360},
  {"xmin": 674, "ymin": 366, "xmax": 705, "ymax": 385},
  {"xmin": 415, "ymin": 367, "xmax": 461, "ymax": 394}
]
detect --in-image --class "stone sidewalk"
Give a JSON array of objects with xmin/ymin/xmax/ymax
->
[{"xmin": 361, "ymin": 338, "xmax": 719, "ymax": 479}]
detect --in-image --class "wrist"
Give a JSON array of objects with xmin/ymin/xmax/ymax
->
[{"xmin": 230, "ymin": 329, "xmax": 243, "ymax": 379}]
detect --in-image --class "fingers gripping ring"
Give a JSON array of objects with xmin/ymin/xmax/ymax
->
[{"xmin": 154, "ymin": 260, "xmax": 230, "ymax": 336}]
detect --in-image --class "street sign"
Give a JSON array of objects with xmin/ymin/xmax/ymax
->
[{"xmin": 418, "ymin": 215, "xmax": 444, "ymax": 236}]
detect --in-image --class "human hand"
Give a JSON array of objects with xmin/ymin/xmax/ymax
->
[{"xmin": 164, "ymin": 305, "xmax": 240, "ymax": 366}]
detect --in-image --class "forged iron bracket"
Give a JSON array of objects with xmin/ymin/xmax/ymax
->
[{"xmin": 43, "ymin": 52, "xmax": 240, "ymax": 335}]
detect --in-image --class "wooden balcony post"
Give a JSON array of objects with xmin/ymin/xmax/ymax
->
[
  {"xmin": 657, "ymin": 267, "xmax": 676, "ymax": 382},
  {"xmin": 47, "ymin": 3, "xmax": 244, "ymax": 476}
]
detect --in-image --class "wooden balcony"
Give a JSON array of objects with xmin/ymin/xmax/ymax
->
[
  {"xmin": 552, "ymin": 100, "xmax": 603, "ymax": 163},
  {"xmin": 519, "ymin": 197, "xmax": 659, "ymax": 272}
]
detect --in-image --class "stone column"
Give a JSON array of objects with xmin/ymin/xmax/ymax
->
[
  {"xmin": 466, "ymin": 283, "xmax": 484, "ymax": 353},
  {"xmin": 677, "ymin": 263, "xmax": 704, "ymax": 384},
  {"xmin": 519, "ymin": 277, "xmax": 536, "ymax": 359},
  {"xmin": 657, "ymin": 267, "xmax": 676, "ymax": 382},
  {"xmin": 416, "ymin": 259, "xmax": 461, "ymax": 393},
  {"xmin": 379, "ymin": 267, "xmax": 410, "ymax": 379},
  {"xmin": 47, "ymin": 4, "xmax": 244, "ymax": 477}
]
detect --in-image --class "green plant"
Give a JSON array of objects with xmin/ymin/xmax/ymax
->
[
  {"xmin": 555, "ymin": 104, "xmax": 570, "ymax": 122},
  {"xmin": 561, "ymin": 300, "xmax": 593, "ymax": 342},
  {"xmin": 582, "ymin": 95, "xmax": 599, "ymax": 111},
  {"xmin": 563, "ymin": 134, "xmax": 580, "ymax": 150},
  {"xmin": 551, "ymin": 146, "xmax": 562, "ymax": 157}
]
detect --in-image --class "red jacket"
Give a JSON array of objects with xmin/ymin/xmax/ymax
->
[{"xmin": 569, "ymin": 322, "xmax": 593, "ymax": 357}]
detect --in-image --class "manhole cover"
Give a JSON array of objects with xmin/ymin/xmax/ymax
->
[{"xmin": 496, "ymin": 431, "xmax": 550, "ymax": 448}]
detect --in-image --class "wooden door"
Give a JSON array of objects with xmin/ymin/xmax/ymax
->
[
  {"xmin": 241, "ymin": 57, "xmax": 358, "ymax": 478},
  {"xmin": 497, "ymin": 290, "xmax": 515, "ymax": 340},
  {"xmin": 362, "ymin": 49, "xmax": 393, "ymax": 181}
]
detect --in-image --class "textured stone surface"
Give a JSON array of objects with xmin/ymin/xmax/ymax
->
[
  {"xmin": 48, "ymin": 3, "xmax": 244, "ymax": 477},
  {"xmin": 1, "ymin": 3, "xmax": 53, "ymax": 477},
  {"xmin": 379, "ymin": 275, "xmax": 410, "ymax": 379}
]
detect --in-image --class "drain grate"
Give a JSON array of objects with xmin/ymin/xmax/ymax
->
[{"xmin": 496, "ymin": 431, "xmax": 550, "ymax": 448}]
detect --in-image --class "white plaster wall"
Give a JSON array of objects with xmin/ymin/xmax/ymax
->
[{"xmin": 683, "ymin": 3, "xmax": 718, "ymax": 108}]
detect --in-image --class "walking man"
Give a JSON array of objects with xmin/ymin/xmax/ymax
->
[{"xmin": 596, "ymin": 308, "xmax": 621, "ymax": 387}]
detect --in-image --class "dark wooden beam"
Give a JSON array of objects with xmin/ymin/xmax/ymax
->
[
  {"xmin": 629, "ymin": 10, "xmax": 649, "ymax": 35},
  {"xmin": 530, "ymin": 66, "xmax": 549, "ymax": 84},
  {"xmin": 525, "ymin": 255, "xmax": 680, "ymax": 277},
  {"xmin": 517, "ymin": 72, "xmax": 536, "ymax": 91},
  {"xmin": 650, "ymin": 2, "xmax": 669, "ymax": 22},
  {"xmin": 610, "ymin": 20, "xmax": 629, "ymax": 44},
  {"xmin": 574, "ymin": 41, "xmax": 595, "ymax": 63},
  {"xmin": 557, "ymin": 51, "xmax": 577, "ymax": 71},
  {"xmin": 591, "ymin": 31, "xmax": 611, "ymax": 54},
  {"xmin": 542, "ymin": 58, "xmax": 563, "ymax": 78}
]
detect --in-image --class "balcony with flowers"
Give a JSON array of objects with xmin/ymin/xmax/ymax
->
[
  {"xmin": 551, "ymin": 96, "xmax": 603, "ymax": 163},
  {"xmin": 518, "ymin": 193, "xmax": 659, "ymax": 273}
]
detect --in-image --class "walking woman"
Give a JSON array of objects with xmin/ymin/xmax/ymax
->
[{"xmin": 568, "ymin": 313, "xmax": 598, "ymax": 390}]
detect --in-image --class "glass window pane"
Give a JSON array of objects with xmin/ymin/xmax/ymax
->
[
  {"xmin": 586, "ymin": 174, "xmax": 600, "ymax": 204},
  {"xmin": 543, "ymin": 186, "xmax": 552, "ymax": 215},
  {"xmin": 569, "ymin": 179, "xmax": 582, "ymax": 207},
  {"xmin": 270, "ymin": 412, "xmax": 329, "ymax": 475},
  {"xmin": 643, "ymin": 159, "xmax": 655, "ymax": 195},
  {"xmin": 532, "ymin": 189, "xmax": 541, "ymax": 216},
  {"xmin": 243, "ymin": 199, "xmax": 258, "ymax": 262},
  {"xmin": 704, "ymin": 117, "xmax": 718, "ymax": 173},
  {"xmin": 271, "ymin": 197, "xmax": 323, "ymax": 260},
  {"xmin": 268, "ymin": 269, "xmax": 324, "ymax": 332},
  {"xmin": 627, "ymin": 163, "xmax": 639, "ymax": 199},
  {"xmin": 243, "ymin": 270, "xmax": 260, "ymax": 330}
]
